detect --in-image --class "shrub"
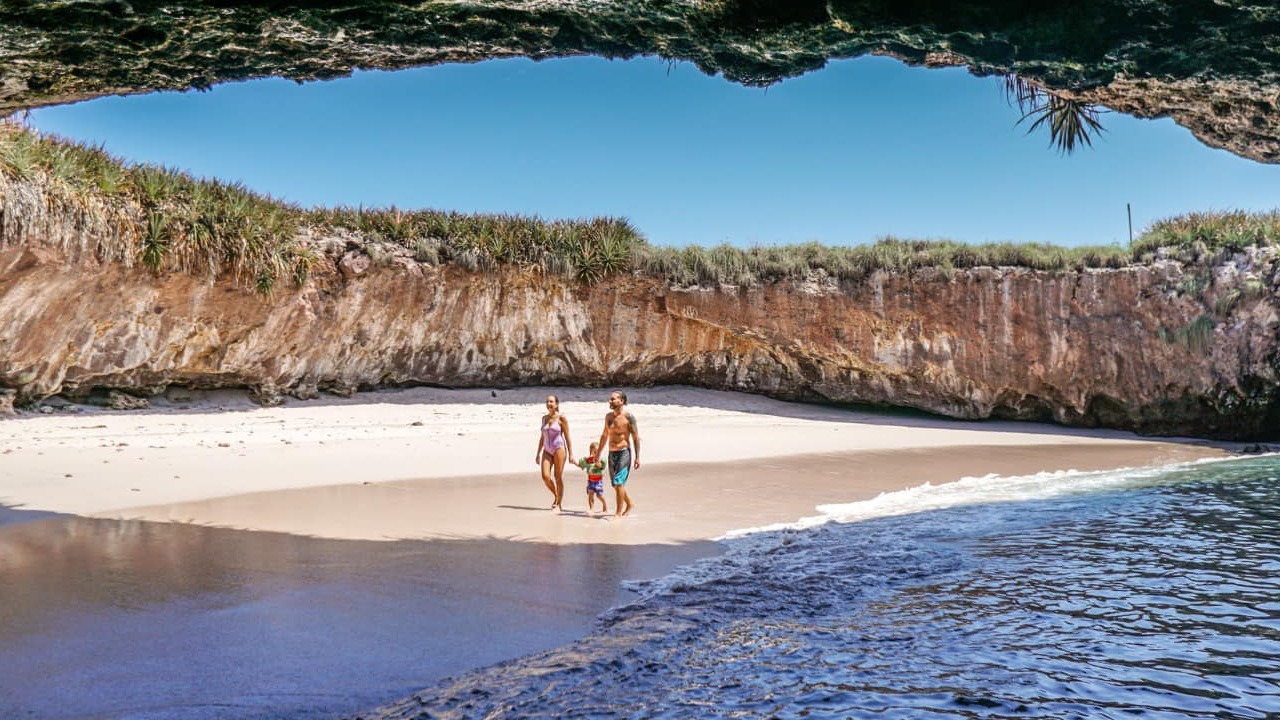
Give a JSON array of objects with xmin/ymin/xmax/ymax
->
[
  {"xmin": 1133, "ymin": 210, "xmax": 1280, "ymax": 259},
  {"xmin": 1158, "ymin": 315, "xmax": 1216, "ymax": 353},
  {"xmin": 629, "ymin": 237, "xmax": 1132, "ymax": 288}
]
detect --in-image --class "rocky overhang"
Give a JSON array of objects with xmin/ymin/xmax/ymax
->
[{"xmin": 1, "ymin": 1, "xmax": 1279, "ymax": 162}]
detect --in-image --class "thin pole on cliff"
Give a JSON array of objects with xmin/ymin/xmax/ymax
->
[{"xmin": 1127, "ymin": 203, "xmax": 1133, "ymax": 245}]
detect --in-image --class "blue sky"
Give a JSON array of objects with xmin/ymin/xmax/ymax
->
[{"xmin": 26, "ymin": 55, "xmax": 1280, "ymax": 249}]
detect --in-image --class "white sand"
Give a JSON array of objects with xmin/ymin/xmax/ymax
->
[{"xmin": 0, "ymin": 385, "xmax": 1229, "ymax": 542}]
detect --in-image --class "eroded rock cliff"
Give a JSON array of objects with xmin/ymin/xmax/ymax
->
[
  {"xmin": 3, "ymin": 215, "xmax": 1277, "ymax": 439},
  {"xmin": 2, "ymin": 1, "xmax": 1280, "ymax": 162}
]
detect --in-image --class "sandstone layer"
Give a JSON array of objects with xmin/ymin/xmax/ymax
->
[
  {"xmin": 1, "ymin": 2, "xmax": 1279, "ymax": 163},
  {"xmin": 2, "ymin": 220, "xmax": 1277, "ymax": 440}
]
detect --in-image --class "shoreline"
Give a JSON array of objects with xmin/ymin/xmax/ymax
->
[
  {"xmin": 0, "ymin": 385, "xmax": 1231, "ymax": 538},
  {"xmin": 109, "ymin": 440, "xmax": 1225, "ymax": 545}
]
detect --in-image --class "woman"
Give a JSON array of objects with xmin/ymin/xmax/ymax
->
[{"xmin": 534, "ymin": 394, "xmax": 574, "ymax": 511}]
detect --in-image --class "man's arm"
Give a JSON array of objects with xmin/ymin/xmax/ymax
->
[
  {"xmin": 627, "ymin": 412, "xmax": 640, "ymax": 469},
  {"xmin": 596, "ymin": 412, "xmax": 613, "ymax": 459}
]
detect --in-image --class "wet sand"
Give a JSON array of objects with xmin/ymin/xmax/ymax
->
[
  {"xmin": 0, "ymin": 510, "xmax": 719, "ymax": 719},
  {"xmin": 0, "ymin": 386, "xmax": 1232, "ymax": 718},
  {"xmin": 115, "ymin": 441, "xmax": 1220, "ymax": 545}
]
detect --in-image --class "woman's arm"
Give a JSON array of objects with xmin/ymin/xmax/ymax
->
[{"xmin": 560, "ymin": 415, "xmax": 573, "ymax": 462}]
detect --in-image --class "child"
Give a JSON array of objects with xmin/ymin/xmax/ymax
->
[{"xmin": 575, "ymin": 442, "xmax": 608, "ymax": 514}]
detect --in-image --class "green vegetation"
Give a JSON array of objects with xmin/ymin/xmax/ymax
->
[
  {"xmin": 2, "ymin": 122, "xmax": 1278, "ymax": 295},
  {"xmin": 309, "ymin": 206, "xmax": 638, "ymax": 283},
  {"xmin": 1131, "ymin": 210, "xmax": 1280, "ymax": 260},
  {"xmin": 0, "ymin": 122, "xmax": 643, "ymax": 291},
  {"xmin": 634, "ymin": 239, "xmax": 1130, "ymax": 287},
  {"xmin": 1158, "ymin": 315, "xmax": 1217, "ymax": 353},
  {"xmin": 1002, "ymin": 75, "xmax": 1106, "ymax": 155},
  {"xmin": 0, "ymin": 122, "xmax": 310, "ymax": 289},
  {"xmin": 1212, "ymin": 281, "xmax": 1264, "ymax": 316}
]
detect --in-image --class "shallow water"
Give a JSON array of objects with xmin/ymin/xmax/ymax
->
[
  {"xmin": 370, "ymin": 455, "xmax": 1280, "ymax": 719},
  {"xmin": 0, "ymin": 512, "xmax": 716, "ymax": 719}
]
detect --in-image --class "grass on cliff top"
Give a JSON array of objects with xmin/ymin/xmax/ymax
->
[
  {"xmin": 1132, "ymin": 210, "xmax": 1280, "ymax": 260},
  {"xmin": 636, "ymin": 239, "xmax": 1134, "ymax": 287},
  {"xmin": 0, "ymin": 122, "xmax": 645, "ymax": 290},
  {"xmin": 3, "ymin": 122, "xmax": 1278, "ymax": 292},
  {"xmin": 309, "ymin": 205, "xmax": 637, "ymax": 283},
  {"xmin": 0, "ymin": 122, "xmax": 312, "ymax": 293}
]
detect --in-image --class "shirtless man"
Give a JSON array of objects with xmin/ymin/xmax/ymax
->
[{"xmin": 594, "ymin": 390, "xmax": 640, "ymax": 517}]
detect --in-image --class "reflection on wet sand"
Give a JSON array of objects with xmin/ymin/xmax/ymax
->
[{"xmin": 0, "ymin": 510, "xmax": 718, "ymax": 720}]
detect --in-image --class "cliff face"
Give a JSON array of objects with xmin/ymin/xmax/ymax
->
[
  {"xmin": 3, "ymin": 231, "xmax": 1277, "ymax": 439},
  {"xmin": 1, "ymin": 1, "xmax": 1279, "ymax": 163}
]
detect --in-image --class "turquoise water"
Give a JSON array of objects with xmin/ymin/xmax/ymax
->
[{"xmin": 373, "ymin": 455, "xmax": 1280, "ymax": 719}]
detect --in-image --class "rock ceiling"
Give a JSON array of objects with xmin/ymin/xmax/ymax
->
[{"xmin": 1, "ymin": 1, "xmax": 1278, "ymax": 162}]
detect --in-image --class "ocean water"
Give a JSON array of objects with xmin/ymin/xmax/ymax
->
[{"xmin": 369, "ymin": 454, "xmax": 1280, "ymax": 719}]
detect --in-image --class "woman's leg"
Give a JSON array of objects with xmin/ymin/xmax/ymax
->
[
  {"xmin": 552, "ymin": 448, "xmax": 567, "ymax": 509},
  {"xmin": 540, "ymin": 454, "xmax": 557, "ymax": 506}
]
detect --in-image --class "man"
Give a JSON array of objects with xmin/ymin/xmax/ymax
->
[{"xmin": 595, "ymin": 390, "xmax": 640, "ymax": 517}]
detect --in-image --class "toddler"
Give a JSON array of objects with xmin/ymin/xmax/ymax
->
[{"xmin": 575, "ymin": 442, "xmax": 608, "ymax": 514}]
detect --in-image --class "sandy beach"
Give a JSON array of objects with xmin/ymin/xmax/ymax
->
[
  {"xmin": 0, "ymin": 385, "xmax": 1236, "ymax": 719},
  {"xmin": 0, "ymin": 385, "xmax": 1230, "ymax": 542}
]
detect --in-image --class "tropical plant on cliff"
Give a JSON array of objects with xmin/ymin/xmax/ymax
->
[
  {"xmin": 1002, "ymin": 75, "xmax": 1106, "ymax": 154},
  {"xmin": 1134, "ymin": 210, "xmax": 1278, "ymax": 327},
  {"xmin": 632, "ymin": 238, "xmax": 1132, "ymax": 288},
  {"xmin": 1131, "ymin": 210, "xmax": 1280, "ymax": 261},
  {"xmin": 309, "ymin": 206, "xmax": 642, "ymax": 283},
  {"xmin": 0, "ymin": 122, "xmax": 646, "ymax": 290},
  {"xmin": 0, "ymin": 121, "xmax": 311, "ymax": 290}
]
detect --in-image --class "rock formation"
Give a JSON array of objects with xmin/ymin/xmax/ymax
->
[
  {"xmin": 2, "ymin": 157, "xmax": 1277, "ymax": 439},
  {"xmin": 3, "ymin": 2, "xmax": 1280, "ymax": 163},
  {"xmin": 2, "ymin": 3, "xmax": 1280, "ymax": 439}
]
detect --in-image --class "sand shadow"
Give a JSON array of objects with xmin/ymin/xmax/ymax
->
[
  {"xmin": 0, "ymin": 502, "xmax": 66, "ymax": 530},
  {"xmin": 13, "ymin": 383, "xmax": 1243, "ymax": 451},
  {"xmin": 498, "ymin": 504, "xmax": 614, "ymax": 520}
]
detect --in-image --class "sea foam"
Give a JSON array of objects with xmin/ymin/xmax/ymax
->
[{"xmin": 722, "ymin": 451, "xmax": 1256, "ymax": 539}]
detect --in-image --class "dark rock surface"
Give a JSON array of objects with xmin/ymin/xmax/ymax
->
[{"xmin": 1, "ymin": 1, "xmax": 1279, "ymax": 162}]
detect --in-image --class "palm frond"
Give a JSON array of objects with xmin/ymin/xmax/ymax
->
[
  {"xmin": 1020, "ymin": 96, "xmax": 1107, "ymax": 153},
  {"xmin": 1003, "ymin": 74, "xmax": 1107, "ymax": 154},
  {"xmin": 1001, "ymin": 74, "xmax": 1045, "ymax": 111}
]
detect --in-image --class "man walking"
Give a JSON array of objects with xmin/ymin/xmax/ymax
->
[{"xmin": 595, "ymin": 390, "xmax": 640, "ymax": 517}]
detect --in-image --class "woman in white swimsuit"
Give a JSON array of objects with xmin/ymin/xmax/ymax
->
[{"xmin": 534, "ymin": 394, "xmax": 574, "ymax": 511}]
